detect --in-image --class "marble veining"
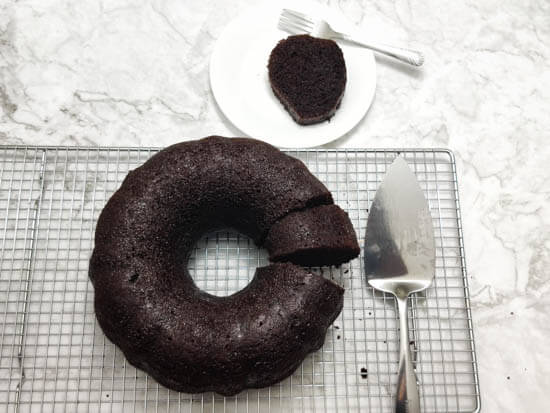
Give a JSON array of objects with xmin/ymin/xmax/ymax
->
[{"xmin": 1, "ymin": 0, "xmax": 549, "ymax": 411}]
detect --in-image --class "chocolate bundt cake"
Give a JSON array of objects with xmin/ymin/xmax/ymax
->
[
  {"xmin": 89, "ymin": 136, "xmax": 359, "ymax": 396},
  {"xmin": 265, "ymin": 204, "xmax": 360, "ymax": 267},
  {"xmin": 268, "ymin": 34, "xmax": 347, "ymax": 125}
]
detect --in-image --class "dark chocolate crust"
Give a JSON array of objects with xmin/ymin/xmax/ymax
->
[
  {"xmin": 265, "ymin": 204, "xmax": 360, "ymax": 266},
  {"xmin": 89, "ymin": 136, "xmax": 346, "ymax": 396},
  {"xmin": 91, "ymin": 260, "xmax": 343, "ymax": 396},
  {"xmin": 268, "ymin": 35, "xmax": 347, "ymax": 125}
]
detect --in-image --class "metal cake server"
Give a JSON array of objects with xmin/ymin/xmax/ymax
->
[{"xmin": 364, "ymin": 157, "xmax": 435, "ymax": 413}]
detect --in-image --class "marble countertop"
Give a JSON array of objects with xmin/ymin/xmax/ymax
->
[{"xmin": 1, "ymin": 0, "xmax": 548, "ymax": 411}]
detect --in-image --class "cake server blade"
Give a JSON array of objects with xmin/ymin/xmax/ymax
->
[{"xmin": 364, "ymin": 156, "xmax": 435, "ymax": 413}]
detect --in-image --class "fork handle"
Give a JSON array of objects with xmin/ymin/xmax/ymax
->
[{"xmin": 338, "ymin": 33, "xmax": 424, "ymax": 67}]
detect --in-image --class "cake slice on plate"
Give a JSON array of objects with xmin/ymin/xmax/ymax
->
[{"xmin": 268, "ymin": 34, "xmax": 347, "ymax": 125}]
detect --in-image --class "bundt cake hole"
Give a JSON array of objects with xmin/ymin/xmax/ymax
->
[{"xmin": 188, "ymin": 228, "xmax": 268, "ymax": 297}]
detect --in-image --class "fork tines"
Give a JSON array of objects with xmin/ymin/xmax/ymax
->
[{"xmin": 278, "ymin": 8, "xmax": 315, "ymax": 34}]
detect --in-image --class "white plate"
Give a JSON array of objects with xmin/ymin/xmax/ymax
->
[{"xmin": 210, "ymin": 0, "xmax": 376, "ymax": 148}]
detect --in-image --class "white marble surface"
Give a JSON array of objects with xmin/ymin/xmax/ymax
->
[{"xmin": 1, "ymin": 0, "xmax": 549, "ymax": 411}]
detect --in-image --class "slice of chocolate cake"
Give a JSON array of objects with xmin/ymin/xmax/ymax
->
[
  {"xmin": 265, "ymin": 204, "xmax": 360, "ymax": 266},
  {"xmin": 268, "ymin": 35, "xmax": 347, "ymax": 125}
]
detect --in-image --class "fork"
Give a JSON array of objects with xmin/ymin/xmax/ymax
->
[{"xmin": 279, "ymin": 9, "xmax": 424, "ymax": 67}]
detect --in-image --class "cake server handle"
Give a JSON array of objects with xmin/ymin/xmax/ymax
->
[
  {"xmin": 337, "ymin": 33, "xmax": 424, "ymax": 67},
  {"xmin": 395, "ymin": 295, "xmax": 421, "ymax": 413}
]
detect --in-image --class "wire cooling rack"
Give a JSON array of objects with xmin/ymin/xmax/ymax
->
[{"xmin": 0, "ymin": 146, "xmax": 480, "ymax": 413}]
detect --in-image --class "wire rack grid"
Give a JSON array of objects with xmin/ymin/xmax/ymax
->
[{"xmin": 0, "ymin": 146, "xmax": 480, "ymax": 413}]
